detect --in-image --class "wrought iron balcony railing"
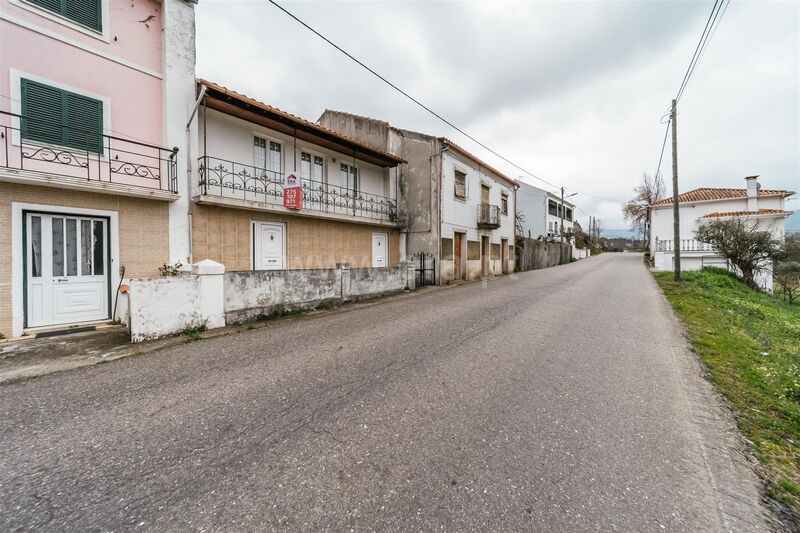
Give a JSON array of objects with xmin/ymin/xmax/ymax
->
[
  {"xmin": 477, "ymin": 203, "xmax": 501, "ymax": 228},
  {"xmin": 0, "ymin": 110, "xmax": 178, "ymax": 193},
  {"xmin": 198, "ymin": 155, "xmax": 397, "ymax": 223},
  {"xmin": 655, "ymin": 238, "xmax": 716, "ymax": 252}
]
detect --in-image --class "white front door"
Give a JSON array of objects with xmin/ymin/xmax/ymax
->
[
  {"xmin": 372, "ymin": 233, "xmax": 388, "ymax": 267},
  {"xmin": 25, "ymin": 213, "xmax": 109, "ymax": 328},
  {"xmin": 253, "ymin": 221, "xmax": 285, "ymax": 270}
]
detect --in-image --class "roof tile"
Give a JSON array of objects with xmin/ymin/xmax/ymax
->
[{"xmin": 652, "ymin": 187, "xmax": 794, "ymax": 206}]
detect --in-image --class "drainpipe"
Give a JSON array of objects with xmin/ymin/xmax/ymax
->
[{"xmin": 185, "ymin": 83, "xmax": 207, "ymax": 266}]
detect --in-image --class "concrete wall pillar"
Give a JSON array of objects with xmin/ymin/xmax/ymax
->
[
  {"xmin": 191, "ymin": 259, "xmax": 225, "ymax": 330},
  {"xmin": 400, "ymin": 259, "xmax": 416, "ymax": 290},
  {"xmin": 338, "ymin": 263, "xmax": 351, "ymax": 302},
  {"xmin": 399, "ymin": 231, "xmax": 408, "ymax": 262}
]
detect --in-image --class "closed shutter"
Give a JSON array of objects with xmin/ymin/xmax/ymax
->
[
  {"xmin": 21, "ymin": 79, "xmax": 104, "ymax": 153},
  {"xmin": 28, "ymin": 0, "xmax": 102, "ymax": 32},
  {"xmin": 65, "ymin": 93, "xmax": 103, "ymax": 153},
  {"xmin": 21, "ymin": 79, "xmax": 64, "ymax": 146}
]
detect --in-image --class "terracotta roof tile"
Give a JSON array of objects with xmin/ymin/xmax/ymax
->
[
  {"xmin": 701, "ymin": 208, "xmax": 792, "ymax": 218},
  {"xmin": 651, "ymin": 187, "xmax": 794, "ymax": 206}
]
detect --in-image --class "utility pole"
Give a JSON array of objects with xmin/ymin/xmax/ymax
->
[
  {"xmin": 670, "ymin": 98, "xmax": 681, "ymax": 281},
  {"xmin": 559, "ymin": 187, "xmax": 565, "ymax": 246}
]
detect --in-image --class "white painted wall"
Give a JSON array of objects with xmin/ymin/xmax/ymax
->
[
  {"xmin": 163, "ymin": 0, "xmax": 197, "ymax": 265},
  {"xmin": 439, "ymin": 150, "xmax": 515, "ymax": 244},
  {"xmin": 516, "ymin": 182, "xmax": 575, "ymax": 240},
  {"xmin": 198, "ymin": 109, "xmax": 391, "ymax": 199},
  {"xmin": 650, "ymin": 195, "xmax": 788, "ymax": 250}
]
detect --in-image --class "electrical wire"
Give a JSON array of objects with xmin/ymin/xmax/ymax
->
[
  {"xmin": 676, "ymin": 0, "xmax": 726, "ymax": 102},
  {"xmin": 267, "ymin": 0, "xmax": 624, "ymax": 205}
]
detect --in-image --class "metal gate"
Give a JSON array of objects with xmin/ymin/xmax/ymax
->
[{"xmin": 413, "ymin": 252, "xmax": 437, "ymax": 286}]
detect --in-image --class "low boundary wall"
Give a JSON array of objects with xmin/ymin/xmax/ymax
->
[{"xmin": 128, "ymin": 260, "xmax": 416, "ymax": 341}]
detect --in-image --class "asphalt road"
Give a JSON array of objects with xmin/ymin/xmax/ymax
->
[{"xmin": 0, "ymin": 253, "xmax": 777, "ymax": 531}]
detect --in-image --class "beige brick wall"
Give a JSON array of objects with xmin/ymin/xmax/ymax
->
[
  {"xmin": 192, "ymin": 204, "xmax": 400, "ymax": 271},
  {"xmin": 0, "ymin": 182, "xmax": 170, "ymax": 337}
]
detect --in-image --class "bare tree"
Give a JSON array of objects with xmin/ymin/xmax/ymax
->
[
  {"xmin": 622, "ymin": 172, "xmax": 665, "ymax": 249},
  {"xmin": 515, "ymin": 210, "xmax": 526, "ymax": 237},
  {"xmin": 694, "ymin": 218, "xmax": 782, "ymax": 290},
  {"xmin": 775, "ymin": 233, "xmax": 800, "ymax": 302}
]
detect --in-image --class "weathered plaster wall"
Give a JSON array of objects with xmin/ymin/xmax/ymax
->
[
  {"xmin": 224, "ymin": 268, "xmax": 342, "ymax": 324},
  {"xmin": 191, "ymin": 204, "xmax": 400, "ymax": 270},
  {"xmin": 350, "ymin": 266, "xmax": 409, "ymax": 297},
  {"xmin": 515, "ymin": 239, "xmax": 571, "ymax": 271}
]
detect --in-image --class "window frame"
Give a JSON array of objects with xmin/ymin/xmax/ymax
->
[
  {"xmin": 454, "ymin": 169, "xmax": 467, "ymax": 200},
  {"xmin": 20, "ymin": 77, "xmax": 105, "ymax": 155},
  {"xmin": 548, "ymin": 199, "xmax": 558, "ymax": 216},
  {"xmin": 501, "ymin": 192, "xmax": 509, "ymax": 216}
]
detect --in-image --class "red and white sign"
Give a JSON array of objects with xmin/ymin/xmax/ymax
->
[{"xmin": 283, "ymin": 186, "xmax": 302, "ymax": 209}]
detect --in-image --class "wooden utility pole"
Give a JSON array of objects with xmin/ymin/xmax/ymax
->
[
  {"xmin": 559, "ymin": 187, "xmax": 565, "ymax": 246},
  {"xmin": 670, "ymin": 99, "xmax": 681, "ymax": 281}
]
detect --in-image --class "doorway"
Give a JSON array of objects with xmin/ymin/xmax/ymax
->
[
  {"xmin": 501, "ymin": 238, "xmax": 508, "ymax": 274},
  {"xmin": 453, "ymin": 232, "xmax": 465, "ymax": 280},
  {"xmin": 252, "ymin": 221, "xmax": 286, "ymax": 270},
  {"xmin": 372, "ymin": 232, "xmax": 388, "ymax": 267},
  {"xmin": 24, "ymin": 212, "xmax": 110, "ymax": 328}
]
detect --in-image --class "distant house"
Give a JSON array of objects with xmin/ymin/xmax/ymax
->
[
  {"xmin": 650, "ymin": 176, "xmax": 795, "ymax": 291},
  {"xmin": 318, "ymin": 110, "xmax": 518, "ymax": 284},
  {"xmin": 516, "ymin": 181, "xmax": 575, "ymax": 241}
]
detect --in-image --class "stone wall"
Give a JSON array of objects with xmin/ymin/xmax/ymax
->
[{"xmin": 515, "ymin": 239, "xmax": 571, "ymax": 271}]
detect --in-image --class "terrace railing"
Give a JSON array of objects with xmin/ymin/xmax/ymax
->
[
  {"xmin": 655, "ymin": 238, "xmax": 716, "ymax": 252},
  {"xmin": 0, "ymin": 110, "xmax": 178, "ymax": 193},
  {"xmin": 198, "ymin": 155, "xmax": 397, "ymax": 223}
]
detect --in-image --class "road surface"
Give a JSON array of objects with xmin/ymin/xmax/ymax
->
[{"xmin": 0, "ymin": 253, "xmax": 776, "ymax": 531}]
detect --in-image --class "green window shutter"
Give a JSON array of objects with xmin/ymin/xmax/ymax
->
[
  {"xmin": 27, "ymin": 0, "xmax": 102, "ymax": 32},
  {"xmin": 64, "ymin": 93, "xmax": 103, "ymax": 153},
  {"xmin": 21, "ymin": 79, "xmax": 64, "ymax": 146},
  {"xmin": 21, "ymin": 79, "xmax": 104, "ymax": 154},
  {"xmin": 65, "ymin": 0, "xmax": 102, "ymax": 32}
]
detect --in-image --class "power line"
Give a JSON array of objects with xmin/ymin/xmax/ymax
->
[
  {"xmin": 654, "ymin": 121, "xmax": 671, "ymax": 180},
  {"xmin": 268, "ymin": 0, "xmax": 623, "ymax": 205},
  {"xmin": 676, "ymin": 0, "xmax": 726, "ymax": 102}
]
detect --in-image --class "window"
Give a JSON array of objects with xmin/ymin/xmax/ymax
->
[
  {"xmin": 28, "ymin": 0, "xmax": 103, "ymax": 32},
  {"xmin": 548, "ymin": 199, "xmax": 558, "ymax": 216},
  {"xmin": 340, "ymin": 163, "xmax": 358, "ymax": 194},
  {"xmin": 454, "ymin": 170, "xmax": 467, "ymax": 199},
  {"xmin": 300, "ymin": 152, "xmax": 325, "ymax": 185},
  {"xmin": 254, "ymin": 136, "xmax": 281, "ymax": 179},
  {"xmin": 21, "ymin": 78, "xmax": 103, "ymax": 153},
  {"xmin": 501, "ymin": 193, "xmax": 508, "ymax": 215},
  {"xmin": 565, "ymin": 207, "xmax": 573, "ymax": 222}
]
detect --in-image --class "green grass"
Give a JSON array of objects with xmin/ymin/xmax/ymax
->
[
  {"xmin": 183, "ymin": 324, "xmax": 207, "ymax": 343},
  {"xmin": 655, "ymin": 268, "xmax": 800, "ymax": 514}
]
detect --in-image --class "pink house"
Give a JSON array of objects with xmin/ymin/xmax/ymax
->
[{"xmin": 0, "ymin": 0, "xmax": 198, "ymax": 338}]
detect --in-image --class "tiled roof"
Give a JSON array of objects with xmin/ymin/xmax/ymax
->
[
  {"xmin": 439, "ymin": 138, "xmax": 518, "ymax": 188},
  {"xmin": 651, "ymin": 187, "xmax": 794, "ymax": 206},
  {"xmin": 701, "ymin": 209, "xmax": 792, "ymax": 219},
  {"xmin": 197, "ymin": 79, "xmax": 406, "ymax": 165}
]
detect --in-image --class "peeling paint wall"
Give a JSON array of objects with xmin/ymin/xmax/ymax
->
[
  {"xmin": 128, "ymin": 275, "xmax": 205, "ymax": 342},
  {"xmin": 224, "ymin": 268, "xmax": 342, "ymax": 324},
  {"xmin": 350, "ymin": 267, "xmax": 409, "ymax": 298},
  {"xmin": 515, "ymin": 239, "xmax": 571, "ymax": 271}
]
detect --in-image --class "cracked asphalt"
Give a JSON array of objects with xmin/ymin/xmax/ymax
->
[{"xmin": 0, "ymin": 253, "xmax": 778, "ymax": 531}]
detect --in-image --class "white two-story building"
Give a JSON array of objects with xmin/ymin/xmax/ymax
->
[
  {"xmin": 650, "ymin": 176, "xmax": 795, "ymax": 291},
  {"xmin": 516, "ymin": 181, "xmax": 576, "ymax": 241}
]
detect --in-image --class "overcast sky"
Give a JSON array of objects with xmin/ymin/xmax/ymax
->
[{"xmin": 196, "ymin": 0, "xmax": 800, "ymax": 230}]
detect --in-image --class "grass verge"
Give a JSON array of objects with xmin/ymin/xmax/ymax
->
[{"xmin": 655, "ymin": 268, "xmax": 800, "ymax": 516}]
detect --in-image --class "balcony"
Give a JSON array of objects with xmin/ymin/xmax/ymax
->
[
  {"xmin": 0, "ymin": 111, "xmax": 178, "ymax": 198},
  {"xmin": 197, "ymin": 156, "xmax": 397, "ymax": 224},
  {"xmin": 655, "ymin": 239, "xmax": 716, "ymax": 253},
  {"xmin": 477, "ymin": 203, "xmax": 501, "ymax": 229}
]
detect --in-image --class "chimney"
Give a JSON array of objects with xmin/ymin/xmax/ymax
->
[{"xmin": 745, "ymin": 175, "xmax": 759, "ymax": 212}]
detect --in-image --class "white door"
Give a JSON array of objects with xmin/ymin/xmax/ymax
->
[
  {"xmin": 372, "ymin": 233, "xmax": 388, "ymax": 267},
  {"xmin": 26, "ymin": 213, "xmax": 109, "ymax": 328},
  {"xmin": 253, "ymin": 221, "xmax": 285, "ymax": 270}
]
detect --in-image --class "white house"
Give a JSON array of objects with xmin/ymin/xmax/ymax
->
[
  {"xmin": 516, "ymin": 181, "xmax": 576, "ymax": 241},
  {"xmin": 650, "ymin": 176, "xmax": 795, "ymax": 291},
  {"xmin": 318, "ymin": 110, "xmax": 518, "ymax": 283}
]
